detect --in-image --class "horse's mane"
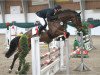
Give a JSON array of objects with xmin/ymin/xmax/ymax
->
[
  {"xmin": 55, "ymin": 9, "xmax": 81, "ymax": 22},
  {"xmin": 56, "ymin": 9, "xmax": 78, "ymax": 15}
]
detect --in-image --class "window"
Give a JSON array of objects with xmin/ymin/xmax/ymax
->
[
  {"xmin": 55, "ymin": 0, "xmax": 70, "ymax": 2},
  {"xmin": 10, "ymin": 6, "xmax": 21, "ymax": 14},
  {"xmin": 32, "ymin": 0, "xmax": 48, "ymax": 5},
  {"xmin": 73, "ymin": 0, "xmax": 80, "ymax": 2}
]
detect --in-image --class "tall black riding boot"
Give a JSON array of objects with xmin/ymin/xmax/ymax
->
[{"xmin": 38, "ymin": 26, "xmax": 44, "ymax": 34}]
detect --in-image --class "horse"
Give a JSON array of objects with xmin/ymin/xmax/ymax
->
[{"xmin": 5, "ymin": 9, "xmax": 84, "ymax": 73}]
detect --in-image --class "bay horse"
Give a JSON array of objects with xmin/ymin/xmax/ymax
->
[{"xmin": 5, "ymin": 9, "xmax": 84, "ymax": 73}]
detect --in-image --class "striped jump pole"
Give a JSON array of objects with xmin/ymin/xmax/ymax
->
[{"xmin": 74, "ymin": 32, "xmax": 90, "ymax": 71}]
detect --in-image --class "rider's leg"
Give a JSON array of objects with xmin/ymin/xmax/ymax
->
[
  {"xmin": 38, "ymin": 26, "xmax": 44, "ymax": 34},
  {"xmin": 38, "ymin": 19, "xmax": 47, "ymax": 34},
  {"xmin": 34, "ymin": 14, "xmax": 45, "ymax": 34},
  {"xmin": 43, "ymin": 19, "xmax": 47, "ymax": 31}
]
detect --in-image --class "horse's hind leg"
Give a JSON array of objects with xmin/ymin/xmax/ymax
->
[
  {"xmin": 9, "ymin": 52, "xmax": 19, "ymax": 73},
  {"xmin": 15, "ymin": 60, "xmax": 22, "ymax": 74},
  {"xmin": 16, "ymin": 58, "xmax": 25, "ymax": 74},
  {"xmin": 18, "ymin": 60, "xmax": 22, "ymax": 71}
]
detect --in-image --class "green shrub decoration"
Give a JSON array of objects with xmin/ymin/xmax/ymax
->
[
  {"xmin": 19, "ymin": 62, "xmax": 30, "ymax": 75},
  {"xmin": 19, "ymin": 34, "xmax": 30, "ymax": 75}
]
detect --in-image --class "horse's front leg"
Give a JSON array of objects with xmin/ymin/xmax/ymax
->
[
  {"xmin": 9, "ymin": 52, "xmax": 19, "ymax": 73},
  {"xmin": 63, "ymin": 31, "xmax": 70, "ymax": 38},
  {"xmin": 56, "ymin": 28, "xmax": 70, "ymax": 38}
]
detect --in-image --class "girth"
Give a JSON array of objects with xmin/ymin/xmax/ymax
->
[{"xmin": 47, "ymin": 31, "xmax": 54, "ymax": 39}]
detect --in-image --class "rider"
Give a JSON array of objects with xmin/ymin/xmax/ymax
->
[{"xmin": 35, "ymin": 5, "xmax": 62, "ymax": 34}]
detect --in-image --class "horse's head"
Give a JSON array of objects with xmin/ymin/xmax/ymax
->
[
  {"xmin": 55, "ymin": 9, "xmax": 84, "ymax": 32},
  {"xmin": 72, "ymin": 11, "xmax": 83, "ymax": 31},
  {"xmin": 72, "ymin": 11, "xmax": 86, "ymax": 35}
]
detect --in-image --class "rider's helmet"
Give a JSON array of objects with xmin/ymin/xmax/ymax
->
[{"xmin": 54, "ymin": 5, "xmax": 62, "ymax": 10}]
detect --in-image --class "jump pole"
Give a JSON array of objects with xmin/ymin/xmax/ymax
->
[
  {"xmin": 88, "ymin": 28, "xmax": 96, "ymax": 50},
  {"xmin": 65, "ymin": 38, "xmax": 70, "ymax": 75},
  {"xmin": 31, "ymin": 37, "xmax": 70, "ymax": 75},
  {"xmin": 56, "ymin": 37, "xmax": 70, "ymax": 75},
  {"xmin": 5, "ymin": 25, "xmax": 17, "ymax": 47},
  {"xmin": 31, "ymin": 36, "xmax": 61, "ymax": 75},
  {"xmin": 74, "ymin": 32, "xmax": 90, "ymax": 71},
  {"xmin": 59, "ymin": 38, "xmax": 64, "ymax": 69},
  {"xmin": 31, "ymin": 36, "xmax": 41, "ymax": 75}
]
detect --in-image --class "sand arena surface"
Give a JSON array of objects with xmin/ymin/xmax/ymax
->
[
  {"xmin": 0, "ymin": 34, "xmax": 32, "ymax": 75},
  {"xmin": 0, "ymin": 34, "xmax": 100, "ymax": 75},
  {"xmin": 55, "ymin": 35, "xmax": 100, "ymax": 75}
]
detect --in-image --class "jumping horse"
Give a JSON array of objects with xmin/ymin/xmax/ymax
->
[{"xmin": 5, "ymin": 9, "xmax": 84, "ymax": 73}]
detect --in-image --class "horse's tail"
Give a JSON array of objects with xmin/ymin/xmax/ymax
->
[{"xmin": 5, "ymin": 36, "xmax": 21, "ymax": 58}]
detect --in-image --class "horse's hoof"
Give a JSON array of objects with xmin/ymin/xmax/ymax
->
[
  {"xmin": 8, "ymin": 69, "xmax": 12, "ymax": 73},
  {"xmin": 15, "ymin": 70, "xmax": 19, "ymax": 74}
]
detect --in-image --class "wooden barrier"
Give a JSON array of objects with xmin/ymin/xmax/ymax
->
[{"xmin": 31, "ymin": 36, "xmax": 70, "ymax": 75}]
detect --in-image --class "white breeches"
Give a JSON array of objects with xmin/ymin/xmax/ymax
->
[{"xmin": 33, "ymin": 14, "xmax": 45, "ymax": 26}]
